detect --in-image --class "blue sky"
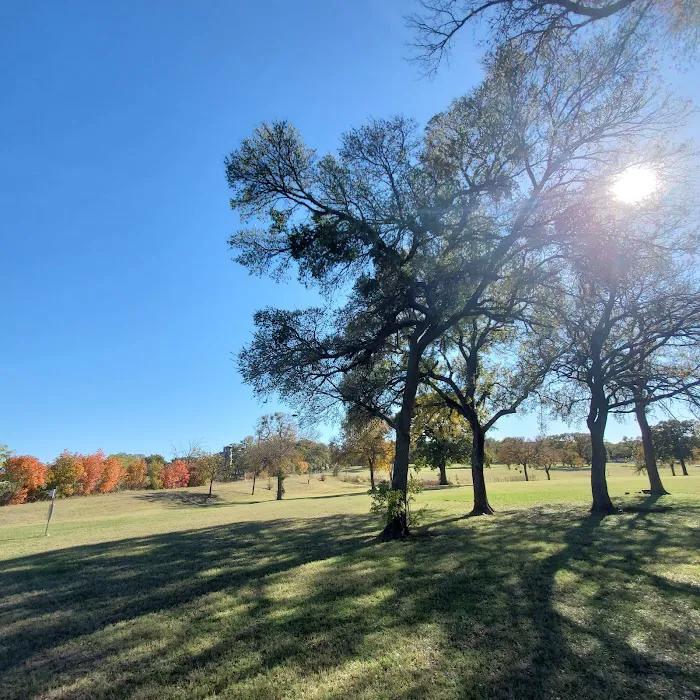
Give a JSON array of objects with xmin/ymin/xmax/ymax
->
[{"xmin": 1, "ymin": 1, "xmax": 698, "ymax": 461}]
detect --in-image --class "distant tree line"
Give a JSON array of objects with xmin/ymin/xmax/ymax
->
[
  {"xmin": 2, "ymin": 416, "xmax": 695, "ymax": 507},
  {"xmin": 0, "ymin": 443, "xmax": 230, "ymax": 506}
]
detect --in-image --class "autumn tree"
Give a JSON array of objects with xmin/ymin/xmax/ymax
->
[
  {"xmin": 114, "ymin": 455, "xmax": 148, "ymax": 490},
  {"xmin": 1, "ymin": 455, "xmax": 46, "ymax": 504},
  {"xmin": 159, "ymin": 460, "xmax": 190, "ymax": 489},
  {"xmin": 341, "ymin": 412, "xmax": 394, "ymax": 491},
  {"xmin": 48, "ymin": 451, "xmax": 83, "ymax": 497},
  {"xmin": 172, "ymin": 440, "xmax": 207, "ymax": 487},
  {"xmin": 78, "ymin": 451, "xmax": 105, "ymax": 495},
  {"xmin": 412, "ymin": 400, "xmax": 470, "ymax": 486},
  {"xmin": 98, "ymin": 455, "xmax": 123, "ymax": 492},
  {"xmin": 231, "ymin": 37, "xmax": 660, "ymax": 537},
  {"xmin": 145, "ymin": 454, "xmax": 166, "ymax": 489}
]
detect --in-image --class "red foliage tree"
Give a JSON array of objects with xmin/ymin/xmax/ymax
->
[
  {"xmin": 78, "ymin": 451, "xmax": 105, "ymax": 495},
  {"xmin": 159, "ymin": 459, "xmax": 190, "ymax": 489},
  {"xmin": 98, "ymin": 455, "xmax": 123, "ymax": 493},
  {"xmin": 3, "ymin": 456, "xmax": 47, "ymax": 504}
]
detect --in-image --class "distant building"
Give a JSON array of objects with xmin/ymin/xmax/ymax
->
[{"xmin": 222, "ymin": 444, "xmax": 245, "ymax": 480}]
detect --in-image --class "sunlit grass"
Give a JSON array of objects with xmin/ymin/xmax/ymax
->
[{"xmin": 1, "ymin": 468, "xmax": 698, "ymax": 699}]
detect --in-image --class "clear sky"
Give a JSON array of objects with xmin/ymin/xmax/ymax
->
[{"xmin": 2, "ymin": 1, "xmax": 698, "ymax": 462}]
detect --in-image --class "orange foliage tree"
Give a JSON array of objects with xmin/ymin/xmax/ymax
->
[
  {"xmin": 98, "ymin": 455, "xmax": 123, "ymax": 493},
  {"xmin": 159, "ymin": 459, "xmax": 190, "ymax": 489},
  {"xmin": 122, "ymin": 458, "xmax": 147, "ymax": 489},
  {"xmin": 78, "ymin": 451, "xmax": 105, "ymax": 495},
  {"xmin": 3, "ymin": 455, "xmax": 47, "ymax": 504}
]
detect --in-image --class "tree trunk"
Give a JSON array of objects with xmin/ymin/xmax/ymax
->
[
  {"xmin": 679, "ymin": 457, "xmax": 688, "ymax": 476},
  {"xmin": 438, "ymin": 460, "xmax": 448, "ymax": 486},
  {"xmin": 379, "ymin": 344, "xmax": 421, "ymax": 540},
  {"xmin": 588, "ymin": 390, "xmax": 616, "ymax": 514},
  {"xmin": 523, "ymin": 463, "xmax": 529, "ymax": 482},
  {"xmin": 670, "ymin": 461, "xmax": 677, "ymax": 476},
  {"xmin": 251, "ymin": 473, "xmax": 256, "ymax": 495},
  {"xmin": 545, "ymin": 466, "xmax": 551, "ymax": 481},
  {"xmin": 369, "ymin": 459, "xmax": 376, "ymax": 491},
  {"xmin": 208, "ymin": 477, "xmax": 214, "ymax": 497},
  {"xmin": 469, "ymin": 424, "xmax": 494, "ymax": 515},
  {"xmin": 276, "ymin": 473, "xmax": 284, "ymax": 500},
  {"xmin": 634, "ymin": 401, "xmax": 668, "ymax": 495}
]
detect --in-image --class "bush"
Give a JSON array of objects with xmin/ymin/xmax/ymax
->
[{"xmin": 369, "ymin": 475, "xmax": 426, "ymax": 528}]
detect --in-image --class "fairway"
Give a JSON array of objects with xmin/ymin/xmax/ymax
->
[{"xmin": 1, "ymin": 467, "xmax": 699, "ymax": 699}]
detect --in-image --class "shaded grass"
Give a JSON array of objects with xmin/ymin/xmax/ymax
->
[{"xmin": 1, "ymin": 475, "xmax": 699, "ymax": 699}]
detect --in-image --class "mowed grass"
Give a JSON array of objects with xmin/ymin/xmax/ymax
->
[{"xmin": 1, "ymin": 465, "xmax": 699, "ymax": 699}]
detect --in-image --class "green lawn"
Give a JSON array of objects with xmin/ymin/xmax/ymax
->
[{"xmin": 1, "ymin": 467, "xmax": 699, "ymax": 699}]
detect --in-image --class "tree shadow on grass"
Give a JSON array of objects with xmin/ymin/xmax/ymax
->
[
  {"xmin": 1, "ymin": 502, "xmax": 698, "ymax": 699},
  {"xmin": 135, "ymin": 491, "xmax": 230, "ymax": 507}
]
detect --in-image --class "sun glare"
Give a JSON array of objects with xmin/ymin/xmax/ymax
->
[{"xmin": 611, "ymin": 166, "xmax": 658, "ymax": 204}]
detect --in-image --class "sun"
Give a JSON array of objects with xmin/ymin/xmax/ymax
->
[{"xmin": 611, "ymin": 166, "xmax": 658, "ymax": 204}]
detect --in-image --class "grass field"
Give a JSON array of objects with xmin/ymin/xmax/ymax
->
[{"xmin": 1, "ymin": 464, "xmax": 699, "ymax": 699}]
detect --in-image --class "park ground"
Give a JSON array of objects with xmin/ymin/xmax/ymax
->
[{"xmin": 1, "ymin": 464, "xmax": 699, "ymax": 699}]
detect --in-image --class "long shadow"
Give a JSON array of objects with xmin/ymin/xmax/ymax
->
[
  {"xmin": 1, "ymin": 501, "xmax": 698, "ymax": 699},
  {"xmin": 135, "ymin": 492, "xmax": 229, "ymax": 507}
]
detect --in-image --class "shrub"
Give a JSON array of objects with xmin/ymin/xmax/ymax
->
[{"xmin": 369, "ymin": 475, "xmax": 426, "ymax": 528}]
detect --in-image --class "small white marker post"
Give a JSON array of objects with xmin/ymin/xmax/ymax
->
[{"xmin": 44, "ymin": 488, "xmax": 56, "ymax": 536}]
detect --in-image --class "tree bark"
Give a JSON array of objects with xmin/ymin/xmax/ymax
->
[
  {"xmin": 545, "ymin": 467, "xmax": 551, "ymax": 481},
  {"xmin": 208, "ymin": 477, "xmax": 214, "ymax": 497},
  {"xmin": 438, "ymin": 460, "xmax": 448, "ymax": 486},
  {"xmin": 523, "ymin": 462, "xmax": 529, "ymax": 482},
  {"xmin": 588, "ymin": 389, "xmax": 616, "ymax": 514},
  {"xmin": 369, "ymin": 459, "xmax": 376, "ymax": 492},
  {"xmin": 251, "ymin": 473, "xmax": 256, "ymax": 495},
  {"xmin": 276, "ymin": 473, "xmax": 284, "ymax": 500},
  {"xmin": 679, "ymin": 456, "xmax": 688, "ymax": 476},
  {"xmin": 469, "ymin": 424, "xmax": 494, "ymax": 515},
  {"xmin": 634, "ymin": 401, "xmax": 668, "ymax": 495},
  {"xmin": 380, "ymin": 344, "xmax": 421, "ymax": 540},
  {"xmin": 670, "ymin": 461, "xmax": 677, "ymax": 476}
]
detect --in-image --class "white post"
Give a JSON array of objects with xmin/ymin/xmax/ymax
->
[{"xmin": 44, "ymin": 488, "xmax": 56, "ymax": 536}]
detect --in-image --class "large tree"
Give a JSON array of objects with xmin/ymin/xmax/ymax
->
[
  {"xmin": 407, "ymin": 0, "xmax": 699, "ymax": 73},
  {"xmin": 546, "ymin": 180, "xmax": 700, "ymax": 511},
  {"xmin": 230, "ymin": 38, "xmax": 672, "ymax": 537},
  {"xmin": 412, "ymin": 398, "xmax": 471, "ymax": 486},
  {"xmin": 423, "ymin": 281, "xmax": 557, "ymax": 513}
]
